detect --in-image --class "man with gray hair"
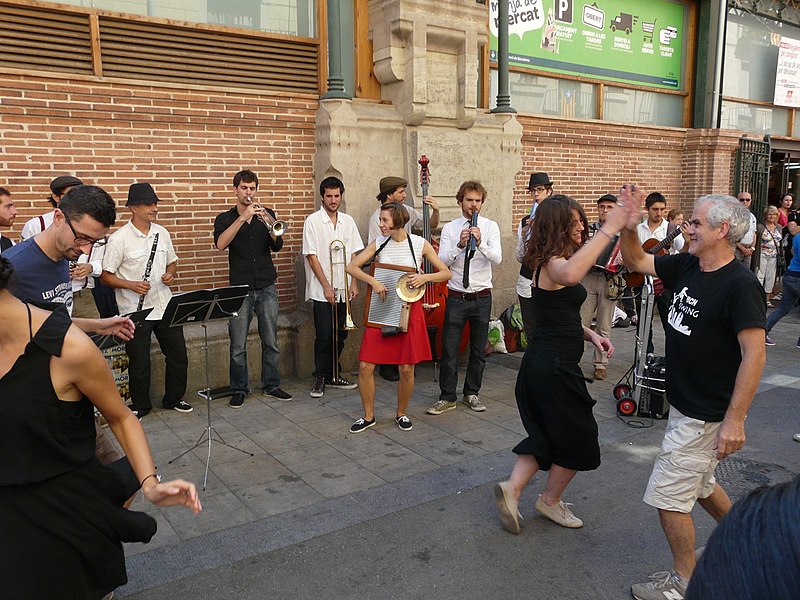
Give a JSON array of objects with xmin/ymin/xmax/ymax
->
[{"xmin": 620, "ymin": 190, "xmax": 766, "ymax": 600}]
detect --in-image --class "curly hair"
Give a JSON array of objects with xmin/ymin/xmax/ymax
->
[{"xmin": 523, "ymin": 195, "xmax": 589, "ymax": 272}]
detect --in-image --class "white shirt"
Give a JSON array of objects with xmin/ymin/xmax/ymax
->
[
  {"xmin": 367, "ymin": 204, "xmax": 424, "ymax": 244},
  {"xmin": 740, "ymin": 213, "xmax": 757, "ymax": 247},
  {"xmin": 102, "ymin": 221, "xmax": 178, "ymax": 320},
  {"xmin": 636, "ymin": 219, "xmax": 685, "ymax": 252},
  {"xmin": 20, "ymin": 210, "xmax": 102, "ymax": 291},
  {"xmin": 438, "ymin": 214, "xmax": 502, "ymax": 293},
  {"xmin": 302, "ymin": 207, "xmax": 364, "ymax": 302}
]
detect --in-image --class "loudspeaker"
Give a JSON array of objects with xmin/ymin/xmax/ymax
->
[{"xmin": 638, "ymin": 355, "xmax": 670, "ymax": 419}]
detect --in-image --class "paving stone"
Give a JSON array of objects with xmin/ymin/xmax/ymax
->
[
  {"xmin": 298, "ymin": 460, "xmax": 387, "ymax": 498},
  {"xmin": 355, "ymin": 448, "xmax": 439, "ymax": 483},
  {"xmin": 161, "ymin": 489, "xmax": 255, "ymax": 540}
]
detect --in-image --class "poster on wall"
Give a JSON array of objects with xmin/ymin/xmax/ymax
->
[
  {"xmin": 489, "ymin": 0, "xmax": 686, "ymax": 90},
  {"xmin": 775, "ymin": 36, "xmax": 800, "ymax": 108}
]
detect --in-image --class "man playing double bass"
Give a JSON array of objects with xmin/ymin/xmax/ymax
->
[{"xmin": 367, "ymin": 175, "xmax": 440, "ymax": 381}]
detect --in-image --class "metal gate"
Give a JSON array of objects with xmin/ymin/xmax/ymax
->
[{"xmin": 734, "ymin": 135, "xmax": 771, "ymax": 217}]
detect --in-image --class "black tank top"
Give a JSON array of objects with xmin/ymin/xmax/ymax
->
[{"xmin": 0, "ymin": 304, "xmax": 95, "ymax": 485}]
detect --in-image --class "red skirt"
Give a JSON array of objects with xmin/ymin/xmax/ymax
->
[{"xmin": 358, "ymin": 300, "xmax": 432, "ymax": 365}]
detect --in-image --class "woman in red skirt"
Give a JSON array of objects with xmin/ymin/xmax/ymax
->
[{"xmin": 346, "ymin": 202, "xmax": 450, "ymax": 433}]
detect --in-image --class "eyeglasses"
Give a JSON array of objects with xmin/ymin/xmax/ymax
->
[
  {"xmin": 62, "ymin": 212, "xmax": 107, "ymax": 247},
  {"xmin": 530, "ymin": 186, "xmax": 548, "ymax": 194}
]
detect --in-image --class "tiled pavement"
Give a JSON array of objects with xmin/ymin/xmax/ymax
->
[{"xmin": 124, "ymin": 307, "xmax": 800, "ymax": 560}]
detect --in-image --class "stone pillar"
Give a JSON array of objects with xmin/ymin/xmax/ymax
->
[
  {"xmin": 681, "ymin": 128, "xmax": 742, "ymax": 203},
  {"xmin": 314, "ymin": 0, "xmax": 523, "ymax": 322}
]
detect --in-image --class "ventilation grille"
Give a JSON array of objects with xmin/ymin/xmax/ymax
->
[
  {"xmin": 99, "ymin": 18, "xmax": 319, "ymax": 93},
  {"xmin": 0, "ymin": 2, "xmax": 319, "ymax": 93},
  {"xmin": 0, "ymin": 4, "xmax": 93, "ymax": 75}
]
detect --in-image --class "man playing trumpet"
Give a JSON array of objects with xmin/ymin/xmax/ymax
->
[
  {"xmin": 302, "ymin": 176, "xmax": 363, "ymax": 398},
  {"xmin": 214, "ymin": 169, "xmax": 292, "ymax": 408}
]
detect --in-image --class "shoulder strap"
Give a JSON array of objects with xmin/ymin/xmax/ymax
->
[
  {"xmin": 37, "ymin": 215, "xmax": 45, "ymax": 232},
  {"xmin": 406, "ymin": 235, "xmax": 418, "ymax": 271},
  {"xmin": 374, "ymin": 236, "xmax": 392, "ymax": 258},
  {"xmin": 533, "ymin": 265, "xmax": 542, "ymax": 289}
]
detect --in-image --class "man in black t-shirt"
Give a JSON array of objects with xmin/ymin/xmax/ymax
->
[
  {"xmin": 620, "ymin": 190, "xmax": 766, "ymax": 600},
  {"xmin": 214, "ymin": 170, "xmax": 292, "ymax": 408}
]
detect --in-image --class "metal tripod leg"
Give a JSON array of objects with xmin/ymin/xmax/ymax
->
[{"xmin": 168, "ymin": 323, "xmax": 253, "ymax": 490}]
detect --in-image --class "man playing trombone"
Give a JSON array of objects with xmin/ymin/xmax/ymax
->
[
  {"xmin": 214, "ymin": 169, "xmax": 292, "ymax": 408},
  {"xmin": 302, "ymin": 176, "xmax": 363, "ymax": 398}
]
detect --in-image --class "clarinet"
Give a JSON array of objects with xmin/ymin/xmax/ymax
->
[
  {"xmin": 462, "ymin": 210, "xmax": 478, "ymax": 289},
  {"xmin": 137, "ymin": 232, "xmax": 159, "ymax": 311}
]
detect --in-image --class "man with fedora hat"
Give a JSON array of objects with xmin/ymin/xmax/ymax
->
[
  {"xmin": 580, "ymin": 193, "xmax": 621, "ymax": 381},
  {"xmin": 368, "ymin": 175, "xmax": 440, "ymax": 381},
  {"xmin": 102, "ymin": 182, "xmax": 192, "ymax": 418},
  {"xmin": 514, "ymin": 172, "xmax": 554, "ymax": 342}
]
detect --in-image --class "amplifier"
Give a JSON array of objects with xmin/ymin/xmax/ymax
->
[{"xmin": 638, "ymin": 355, "xmax": 670, "ymax": 419}]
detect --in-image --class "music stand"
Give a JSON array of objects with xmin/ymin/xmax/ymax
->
[{"xmin": 165, "ymin": 285, "xmax": 253, "ymax": 490}]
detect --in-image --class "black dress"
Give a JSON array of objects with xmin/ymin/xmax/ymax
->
[
  {"xmin": 0, "ymin": 304, "xmax": 156, "ymax": 600},
  {"xmin": 513, "ymin": 270, "xmax": 601, "ymax": 471}
]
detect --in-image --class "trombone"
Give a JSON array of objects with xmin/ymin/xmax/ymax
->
[
  {"xmin": 253, "ymin": 203, "xmax": 287, "ymax": 236},
  {"xmin": 330, "ymin": 239, "xmax": 357, "ymax": 383}
]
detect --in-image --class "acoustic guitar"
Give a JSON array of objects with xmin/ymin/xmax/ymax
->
[{"xmin": 624, "ymin": 225, "xmax": 685, "ymax": 288}]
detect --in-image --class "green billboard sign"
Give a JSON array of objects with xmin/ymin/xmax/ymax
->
[{"xmin": 489, "ymin": 0, "xmax": 686, "ymax": 90}]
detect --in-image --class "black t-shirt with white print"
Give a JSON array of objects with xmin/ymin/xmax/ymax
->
[{"xmin": 654, "ymin": 253, "xmax": 765, "ymax": 422}]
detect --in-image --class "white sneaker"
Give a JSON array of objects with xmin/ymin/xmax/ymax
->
[
  {"xmin": 462, "ymin": 394, "xmax": 486, "ymax": 412},
  {"xmin": 631, "ymin": 571, "xmax": 688, "ymax": 600},
  {"xmin": 534, "ymin": 495, "xmax": 583, "ymax": 528}
]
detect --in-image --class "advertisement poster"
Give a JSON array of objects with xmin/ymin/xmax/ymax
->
[
  {"xmin": 775, "ymin": 36, "xmax": 800, "ymax": 108},
  {"xmin": 489, "ymin": 0, "xmax": 686, "ymax": 90}
]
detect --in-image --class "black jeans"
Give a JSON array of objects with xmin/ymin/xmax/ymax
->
[
  {"xmin": 126, "ymin": 319, "xmax": 188, "ymax": 411},
  {"xmin": 438, "ymin": 294, "xmax": 492, "ymax": 402},
  {"xmin": 312, "ymin": 300, "xmax": 349, "ymax": 380}
]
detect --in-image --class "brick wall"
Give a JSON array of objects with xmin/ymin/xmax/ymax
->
[
  {"xmin": 515, "ymin": 115, "xmax": 707, "ymax": 229},
  {"xmin": 0, "ymin": 72, "xmax": 318, "ymax": 309}
]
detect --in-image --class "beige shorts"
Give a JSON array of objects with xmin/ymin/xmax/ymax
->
[{"xmin": 643, "ymin": 407, "xmax": 721, "ymax": 513}]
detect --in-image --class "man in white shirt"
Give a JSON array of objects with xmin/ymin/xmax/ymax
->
[
  {"xmin": 734, "ymin": 191, "xmax": 757, "ymax": 268},
  {"xmin": 302, "ymin": 176, "xmax": 363, "ymax": 398},
  {"xmin": 427, "ymin": 181, "xmax": 502, "ymax": 415},
  {"xmin": 368, "ymin": 176, "xmax": 439, "ymax": 382},
  {"xmin": 102, "ymin": 183, "xmax": 191, "ymax": 418},
  {"xmin": 0, "ymin": 187, "xmax": 16, "ymax": 253},
  {"xmin": 515, "ymin": 172, "xmax": 553, "ymax": 343},
  {"xmin": 635, "ymin": 192, "xmax": 685, "ymax": 355}
]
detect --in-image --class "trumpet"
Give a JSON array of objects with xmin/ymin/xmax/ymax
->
[
  {"xmin": 330, "ymin": 239, "xmax": 357, "ymax": 383},
  {"xmin": 253, "ymin": 203, "xmax": 287, "ymax": 236}
]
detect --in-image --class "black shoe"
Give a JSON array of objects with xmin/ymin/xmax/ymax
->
[
  {"xmin": 310, "ymin": 377, "xmax": 325, "ymax": 398},
  {"xmin": 263, "ymin": 387, "xmax": 293, "ymax": 400},
  {"xmin": 379, "ymin": 364, "xmax": 400, "ymax": 382},
  {"xmin": 614, "ymin": 317, "xmax": 631, "ymax": 328},
  {"xmin": 132, "ymin": 408, "xmax": 151, "ymax": 420},
  {"xmin": 327, "ymin": 377, "xmax": 358, "ymax": 390},
  {"xmin": 395, "ymin": 415, "xmax": 413, "ymax": 431},
  {"xmin": 171, "ymin": 401, "xmax": 193, "ymax": 413},
  {"xmin": 349, "ymin": 417, "xmax": 376, "ymax": 433},
  {"xmin": 229, "ymin": 393, "xmax": 245, "ymax": 409}
]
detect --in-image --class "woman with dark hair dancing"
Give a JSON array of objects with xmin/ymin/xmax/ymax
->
[
  {"xmin": 0, "ymin": 256, "xmax": 202, "ymax": 599},
  {"xmin": 494, "ymin": 193, "xmax": 635, "ymax": 534}
]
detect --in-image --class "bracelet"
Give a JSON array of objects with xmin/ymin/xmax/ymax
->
[
  {"xmin": 597, "ymin": 228, "xmax": 614, "ymax": 240},
  {"xmin": 140, "ymin": 472, "xmax": 161, "ymax": 488}
]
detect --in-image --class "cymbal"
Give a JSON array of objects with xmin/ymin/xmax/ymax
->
[{"xmin": 396, "ymin": 274, "xmax": 425, "ymax": 303}]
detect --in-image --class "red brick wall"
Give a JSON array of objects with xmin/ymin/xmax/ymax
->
[
  {"xmin": 0, "ymin": 72, "xmax": 318, "ymax": 308},
  {"xmin": 514, "ymin": 115, "xmax": 693, "ymax": 228}
]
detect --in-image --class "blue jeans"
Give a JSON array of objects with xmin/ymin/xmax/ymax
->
[
  {"xmin": 438, "ymin": 294, "xmax": 492, "ymax": 402},
  {"xmin": 229, "ymin": 284, "xmax": 280, "ymax": 393},
  {"xmin": 766, "ymin": 272, "xmax": 800, "ymax": 332}
]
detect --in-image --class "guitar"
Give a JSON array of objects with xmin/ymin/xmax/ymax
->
[{"xmin": 623, "ymin": 224, "xmax": 685, "ymax": 288}]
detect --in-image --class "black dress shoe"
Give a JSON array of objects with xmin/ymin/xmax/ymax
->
[
  {"xmin": 132, "ymin": 408, "xmax": 151, "ymax": 420},
  {"xmin": 378, "ymin": 364, "xmax": 400, "ymax": 382}
]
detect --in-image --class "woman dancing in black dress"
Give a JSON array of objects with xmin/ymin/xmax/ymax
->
[
  {"xmin": 494, "ymin": 194, "xmax": 635, "ymax": 534},
  {"xmin": 0, "ymin": 257, "xmax": 202, "ymax": 599}
]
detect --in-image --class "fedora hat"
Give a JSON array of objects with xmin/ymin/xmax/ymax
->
[
  {"xmin": 126, "ymin": 182, "xmax": 160, "ymax": 207},
  {"xmin": 528, "ymin": 172, "xmax": 553, "ymax": 189}
]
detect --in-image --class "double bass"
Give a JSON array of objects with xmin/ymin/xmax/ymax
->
[{"xmin": 418, "ymin": 155, "xmax": 468, "ymax": 373}]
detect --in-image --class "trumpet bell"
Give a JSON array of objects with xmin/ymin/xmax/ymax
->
[
  {"xmin": 396, "ymin": 274, "xmax": 425, "ymax": 303},
  {"xmin": 344, "ymin": 313, "xmax": 357, "ymax": 330},
  {"xmin": 271, "ymin": 221, "xmax": 286, "ymax": 236}
]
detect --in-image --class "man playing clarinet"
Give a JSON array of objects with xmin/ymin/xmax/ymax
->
[
  {"xmin": 101, "ymin": 183, "xmax": 191, "ymax": 419},
  {"xmin": 427, "ymin": 181, "xmax": 501, "ymax": 415}
]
